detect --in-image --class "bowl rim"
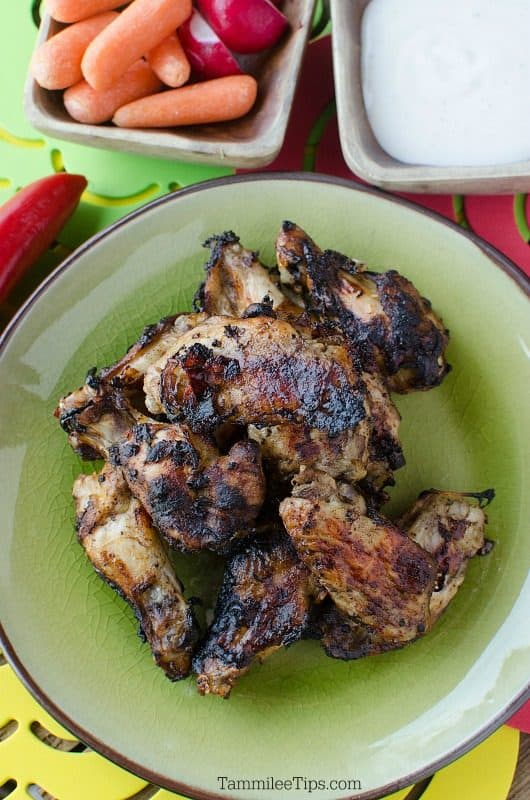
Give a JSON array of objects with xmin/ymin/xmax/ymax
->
[{"xmin": 0, "ymin": 171, "xmax": 529, "ymax": 800}]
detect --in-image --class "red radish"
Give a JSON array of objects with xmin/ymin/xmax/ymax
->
[
  {"xmin": 179, "ymin": 9, "xmax": 241, "ymax": 79},
  {"xmin": 196, "ymin": 0, "xmax": 288, "ymax": 54}
]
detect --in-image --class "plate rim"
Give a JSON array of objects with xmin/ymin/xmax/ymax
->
[{"xmin": 0, "ymin": 171, "xmax": 529, "ymax": 800}]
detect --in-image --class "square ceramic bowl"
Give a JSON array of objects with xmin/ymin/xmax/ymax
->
[
  {"xmin": 331, "ymin": 0, "xmax": 530, "ymax": 194},
  {"xmin": 24, "ymin": 0, "xmax": 315, "ymax": 168}
]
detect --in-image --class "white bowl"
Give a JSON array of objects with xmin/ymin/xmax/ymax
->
[{"xmin": 331, "ymin": 0, "xmax": 530, "ymax": 193}]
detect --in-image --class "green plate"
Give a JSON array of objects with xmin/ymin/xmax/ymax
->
[{"xmin": 0, "ymin": 174, "xmax": 528, "ymax": 800}]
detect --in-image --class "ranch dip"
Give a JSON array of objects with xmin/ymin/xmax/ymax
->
[{"xmin": 361, "ymin": 0, "xmax": 530, "ymax": 166}]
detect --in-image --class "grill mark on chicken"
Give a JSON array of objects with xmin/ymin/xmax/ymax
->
[
  {"xmin": 193, "ymin": 529, "xmax": 312, "ymax": 697},
  {"xmin": 279, "ymin": 474, "xmax": 437, "ymax": 645},
  {"xmin": 114, "ymin": 422, "xmax": 266, "ymax": 553},
  {"xmin": 311, "ymin": 489, "xmax": 492, "ymax": 659},
  {"xmin": 74, "ymin": 464, "xmax": 199, "ymax": 680},
  {"xmin": 154, "ymin": 315, "xmax": 368, "ymax": 437},
  {"xmin": 275, "ymin": 221, "xmax": 450, "ymax": 393}
]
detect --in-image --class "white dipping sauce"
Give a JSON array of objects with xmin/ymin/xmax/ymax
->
[{"xmin": 361, "ymin": 0, "xmax": 530, "ymax": 167}]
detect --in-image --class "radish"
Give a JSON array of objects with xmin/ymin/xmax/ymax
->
[
  {"xmin": 196, "ymin": 0, "xmax": 288, "ymax": 54},
  {"xmin": 179, "ymin": 9, "xmax": 242, "ymax": 79}
]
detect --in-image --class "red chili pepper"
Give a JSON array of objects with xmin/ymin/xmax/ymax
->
[{"xmin": 0, "ymin": 172, "xmax": 87, "ymax": 303}]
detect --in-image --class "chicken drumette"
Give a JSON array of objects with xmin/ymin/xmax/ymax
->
[
  {"xmin": 193, "ymin": 526, "xmax": 313, "ymax": 697},
  {"xmin": 74, "ymin": 463, "xmax": 199, "ymax": 680}
]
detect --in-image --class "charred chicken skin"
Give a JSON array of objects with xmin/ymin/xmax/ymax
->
[
  {"xmin": 112, "ymin": 422, "xmax": 266, "ymax": 553},
  {"xmin": 245, "ymin": 368, "xmax": 403, "ymax": 498},
  {"xmin": 146, "ymin": 314, "xmax": 369, "ymax": 437},
  {"xmin": 193, "ymin": 528, "xmax": 313, "ymax": 697},
  {"xmin": 276, "ymin": 221, "xmax": 450, "ymax": 393},
  {"xmin": 73, "ymin": 463, "xmax": 199, "ymax": 680},
  {"xmin": 195, "ymin": 232, "xmax": 294, "ymax": 319},
  {"xmin": 308, "ymin": 599, "xmax": 392, "ymax": 661},
  {"xmin": 311, "ymin": 489, "xmax": 492, "ymax": 660},
  {"xmin": 56, "ymin": 377, "xmax": 138, "ymax": 460},
  {"xmin": 280, "ymin": 474, "xmax": 437, "ymax": 646}
]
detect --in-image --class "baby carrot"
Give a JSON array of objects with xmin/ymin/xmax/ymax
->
[
  {"xmin": 148, "ymin": 32, "xmax": 191, "ymax": 88},
  {"xmin": 64, "ymin": 60, "xmax": 163, "ymax": 124},
  {"xmin": 113, "ymin": 74, "xmax": 258, "ymax": 128},
  {"xmin": 82, "ymin": 0, "xmax": 193, "ymax": 91},
  {"xmin": 31, "ymin": 11, "xmax": 119, "ymax": 90},
  {"xmin": 45, "ymin": 0, "xmax": 130, "ymax": 23}
]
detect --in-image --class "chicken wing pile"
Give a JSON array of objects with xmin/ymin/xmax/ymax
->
[{"xmin": 56, "ymin": 222, "xmax": 494, "ymax": 697}]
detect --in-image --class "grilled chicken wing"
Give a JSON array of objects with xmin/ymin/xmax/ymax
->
[
  {"xmin": 58, "ymin": 374, "xmax": 266, "ymax": 554},
  {"xmin": 112, "ymin": 421, "xmax": 266, "ymax": 553},
  {"xmin": 194, "ymin": 232, "xmax": 292, "ymax": 318},
  {"xmin": 146, "ymin": 314, "xmax": 368, "ymax": 438},
  {"xmin": 193, "ymin": 528, "xmax": 313, "ymax": 697},
  {"xmin": 279, "ymin": 474, "xmax": 437, "ymax": 646},
  {"xmin": 73, "ymin": 463, "xmax": 199, "ymax": 680},
  {"xmin": 397, "ymin": 489, "xmax": 493, "ymax": 623},
  {"xmin": 276, "ymin": 221, "xmax": 450, "ymax": 393},
  {"xmin": 311, "ymin": 489, "xmax": 492, "ymax": 659},
  {"xmin": 56, "ymin": 377, "xmax": 138, "ymax": 460}
]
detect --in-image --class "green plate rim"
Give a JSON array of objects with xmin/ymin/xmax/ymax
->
[{"xmin": 0, "ymin": 172, "xmax": 529, "ymax": 800}]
